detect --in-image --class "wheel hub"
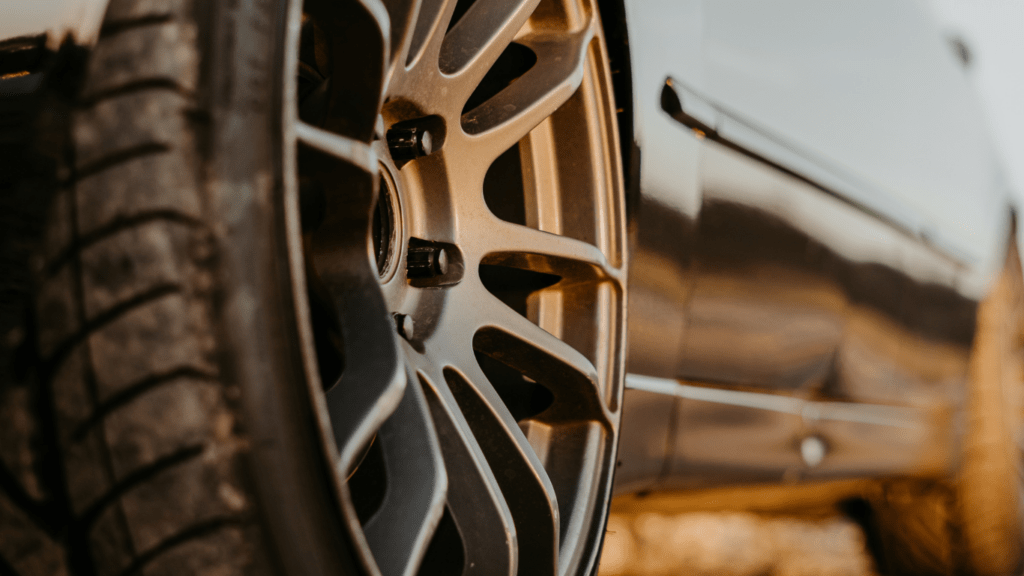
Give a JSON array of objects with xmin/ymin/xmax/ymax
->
[{"xmin": 374, "ymin": 166, "xmax": 401, "ymax": 279}]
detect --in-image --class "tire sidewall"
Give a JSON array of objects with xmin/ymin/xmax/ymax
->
[{"xmin": 201, "ymin": 1, "xmax": 364, "ymax": 574}]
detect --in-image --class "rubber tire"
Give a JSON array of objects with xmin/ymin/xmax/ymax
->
[
  {"xmin": 867, "ymin": 238, "xmax": 1024, "ymax": 576},
  {"xmin": 0, "ymin": 0, "xmax": 364, "ymax": 574}
]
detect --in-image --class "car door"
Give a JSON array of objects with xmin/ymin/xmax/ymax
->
[{"xmin": 617, "ymin": 0, "xmax": 1010, "ymax": 491}]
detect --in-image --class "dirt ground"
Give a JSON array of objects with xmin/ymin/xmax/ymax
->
[{"xmin": 597, "ymin": 511, "xmax": 879, "ymax": 576}]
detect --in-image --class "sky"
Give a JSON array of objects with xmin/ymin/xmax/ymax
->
[{"xmin": 925, "ymin": 0, "xmax": 1024, "ymax": 198}]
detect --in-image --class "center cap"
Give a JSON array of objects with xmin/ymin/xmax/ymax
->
[{"xmin": 373, "ymin": 165, "xmax": 402, "ymax": 281}]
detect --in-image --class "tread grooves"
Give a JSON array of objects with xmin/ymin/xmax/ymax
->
[
  {"xmin": 26, "ymin": 3, "xmax": 264, "ymax": 574},
  {"xmin": 75, "ymin": 143, "xmax": 171, "ymax": 182},
  {"xmin": 99, "ymin": 15, "xmax": 175, "ymax": 39},
  {"xmin": 78, "ymin": 445, "xmax": 205, "ymax": 530},
  {"xmin": 44, "ymin": 284, "xmax": 183, "ymax": 374},
  {"xmin": 72, "ymin": 367, "xmax": 220, "ymax": 441},
  {"xmin": 117, "ymin": 516, "xmax": 246, "ymax": 576},
  {"xmin": 81, "ymin": 80, "xmax": 192, "ymax": 109},
  {"xmin": 45, "ymin": 211, "xmax": 207, "ymax": 278}
]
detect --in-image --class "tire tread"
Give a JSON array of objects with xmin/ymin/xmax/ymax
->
[{"xmin": 18, "ymin": 0, "xmax": 270, "ymax": 573}]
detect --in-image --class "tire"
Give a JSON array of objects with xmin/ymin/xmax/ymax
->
[
  {"xmin": 0, "ymin": 0, "xmax": 628, "ymax": 574},
  {"xmin": 867, "ymin": 235, "xmax": 1024, "ymax": 576}
]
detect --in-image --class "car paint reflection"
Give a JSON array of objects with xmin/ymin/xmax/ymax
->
[{"xmin": 615, "ymin": 0, "xmax": 1000, "ymax": 490}]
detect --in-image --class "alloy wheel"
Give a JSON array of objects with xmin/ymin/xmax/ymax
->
[{"xmin": 284, "ymin": 0, "xmax": 627, "ymax": 573}]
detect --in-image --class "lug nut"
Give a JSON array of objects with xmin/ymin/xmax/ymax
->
[
  {"xmin": 394, "ymin": 313, "xmax": 415, "ymax": 341},
  {"xmin": 407, "ymin": 245, "xmax": 448, "ymax": 278},
  {"xmin": 386, "ymin": 125, "xmax": 433, "ymax": 161}
]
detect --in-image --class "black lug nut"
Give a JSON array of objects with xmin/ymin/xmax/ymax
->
[
  {"xmin": 407, "ymin": 245, "xmax": 448, "ymax": 278},
  {"xmin": 386, "ymin": 126, "xmax": 433, "ymax": 161}
]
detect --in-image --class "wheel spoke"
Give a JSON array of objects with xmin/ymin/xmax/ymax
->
[
  {"xmin": 539, "ymin": 420, "xmax": 610, "ymax": 576},
  {"xmin": 380, "ymin": 0, "xmax": 420, "ymax": 70},
  {"xmin": 419, "ymin": 373, "xmax": 518, "ymax": 576},
  {"xmin": 443, "ymin": 361, "xmax": 560, "ymax": 575},
  {"xmin": 474, "ymin": 217, "xmax": 616, "ymax": 282},
  {"xmin": 300, "ymin": 130, "xmax": 408, "ymax": 472},
  {"xmin": 362, "ymin": 368, "xmax": 447, "ymax": 576},
  {"xmin": 472, "ymin": 296, "xmax": 611, "ymax": 426},
  {"xmin": 399, "ymin": 0, "xmax": 463, "ymax": 73},
  {"xmin": 439, "ymin": 0, "xmax": 541, "ymax": 78},
  {"xmin": 322, "ymin": 269, "xmax": 407, "ymax": 471},
  {"xmin": 459, "ymin": 31, "xmax": 592, "ymax": 161},
  {"xmin": 296, "ymin": 121, "xmax": 377, "ymax": 173},
  {"xmin": 302, "ymin": 141, "xmax": 406, "ymax": 471},
  {"xmin": 303, "ymin": 0, "xmax": 390, "ymax": 141}
]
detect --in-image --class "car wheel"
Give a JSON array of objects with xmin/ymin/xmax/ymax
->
[
  {"xmin": 4, "ymin": 0, "xmax": 627, "ymax": 574},
  {"xmin": 867, "ymin": 236, "xmax": 1024, "ymax": 576}
]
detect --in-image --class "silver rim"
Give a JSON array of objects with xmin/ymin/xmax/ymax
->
[{"xmin": 283, "ymin": 0, "xmax": 626, "ymax": 573}]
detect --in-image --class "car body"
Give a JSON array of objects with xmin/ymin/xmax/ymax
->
[{"xmin": 613, "ymin": 0, "xmax": 1011, "ymax": 496}]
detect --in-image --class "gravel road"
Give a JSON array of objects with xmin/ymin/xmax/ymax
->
[{"xmin": 598, "ymin": 511, "xmax": 879, "ymax": 576}]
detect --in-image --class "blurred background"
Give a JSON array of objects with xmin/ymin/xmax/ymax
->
[
  {"xmin": 597, "ymin": 1, "xmax": 1024, "ymax": 573},
  {"xmin": 598, "ymin": 511, "xmax": 877, "ymax": 576}
]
